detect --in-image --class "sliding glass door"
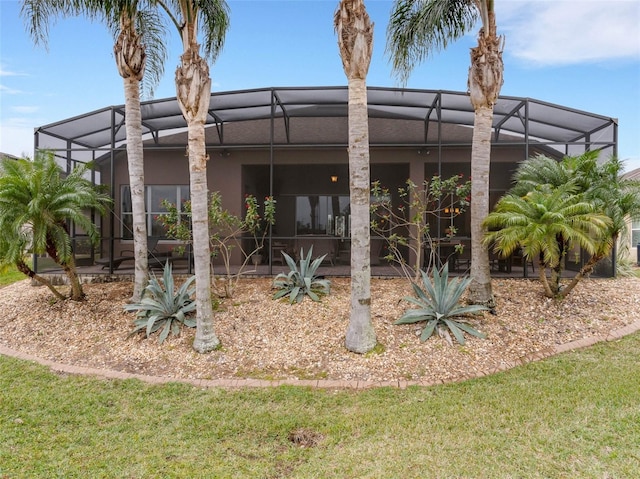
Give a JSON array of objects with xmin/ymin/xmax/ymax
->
[{"xmin": 295, "ymin": 195, "xmax": 350, "ymax": 237}]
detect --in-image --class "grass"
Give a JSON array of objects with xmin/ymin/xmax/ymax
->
[
  {"xmin": 1, "ymin": 262, "xmax": 638, "ymax": 476},
  {"xmin": 0, "ymin": 264, "xmax": 25, "ymax": 287},
  {"xmin": 1, "ymin": 334, "xmax": 639, "ymax": 478}
]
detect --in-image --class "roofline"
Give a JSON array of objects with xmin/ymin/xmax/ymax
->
[{"xmin": 35, "ymin": 85, "xmax": 618, "ymax": 131}]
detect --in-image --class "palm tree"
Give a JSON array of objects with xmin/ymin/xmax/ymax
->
[
  {"xmin": 0, "ymin": 152, "xmax": 111, "ymax": 300},
  {"xmin": 510, "ymin": 153, "xmax": 577, "ymax": 284},
  {"xmin": 510, "ymin": 151, "xmax": 640, "ymax": 291},
  {"xmin": 387, "ymin": 0, "xmax": 504, "ymax": 305},
  {"xmin": 156, "ymin": 0, "xmax": 229, "ymax": 353},
  {"xmin": 0, "ymin": 222, "xmax": 66, "ymax": 300},
  {"xmin": 335, "ymin": 0, "xmax": 377, "ymax": 354},
  {"xmin": 483, "ymin": 184, "xmax": 611, "ymax": 299},
  {"xmin": 584, "ymin": 156, "xmax": 640, "ymax": 276},
  {"xmin": 21, "ymin": 0, "xmax": 168, "ymax": 303}
]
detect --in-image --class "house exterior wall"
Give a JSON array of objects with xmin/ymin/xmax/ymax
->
[{"xmin": 98, "ymin": 144, "xmax": 526, "ymax": 270}]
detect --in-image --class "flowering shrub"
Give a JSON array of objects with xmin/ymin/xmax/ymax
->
[
  {"xmin": 370, "ymin": 175, "xmax": 471, "ymax": 284},
  {"xmin": 244, "ymin": 194, "xmax": 276, "ymax": 252},
  {"xmin": 158, "ymin": 192, "xmax": 276, "ymax": 298}
]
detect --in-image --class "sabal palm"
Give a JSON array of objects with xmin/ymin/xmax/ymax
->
[
  {"xmin": 156, "ymin": 0, "xmax": 229, "ymax": 353},
  {"xmin": 484, "ymin": 184, "xmax": 611, "ymax": 298},
  {"xmin": 387, "ymin": 0, "xmax": 504, "ymax": 305},
  {"xmin": 334, "ymin": 0, "xmax": 377, "ymax": 354},
  {"xmin": 21, "ymin": 0, "xmax": 168, "ymax": 302},
  {"xmin": 0, "ymin": 152, "xmax": 110, "ymax": 300}
]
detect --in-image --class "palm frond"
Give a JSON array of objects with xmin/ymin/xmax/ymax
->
[{"xmin": 386, "ymin": 0, "xmax": 478, "ymax": 84}]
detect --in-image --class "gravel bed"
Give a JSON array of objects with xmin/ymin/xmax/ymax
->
[{"xmin": 1, "ymin": 276, "xmax": 639, "ymax": 383}]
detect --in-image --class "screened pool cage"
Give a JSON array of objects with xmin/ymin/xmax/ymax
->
[{"xmin": 32, "ymin": 86, "xmax": 618, "ymax": 278}]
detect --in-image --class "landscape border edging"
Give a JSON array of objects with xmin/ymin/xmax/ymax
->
[{"xmin": 2, "ymin": 318, "xmax": 639, "ymax": 390}]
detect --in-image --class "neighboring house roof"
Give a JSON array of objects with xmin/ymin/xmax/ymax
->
[
  {"xmin": 0, "ymin": 152, "xmax": 20, "ymax": 161},
  {"xmin": 34, "ymin": 86, "xmax": 618, "ymax": 158},
  {"xmin": 623, "ymin": 167, "xmax": 640, "ymax": 181}
]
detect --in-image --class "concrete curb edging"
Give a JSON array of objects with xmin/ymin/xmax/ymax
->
[{"xmin": 2, "ymin": 319, "xmax": 640, "ymax": 390}]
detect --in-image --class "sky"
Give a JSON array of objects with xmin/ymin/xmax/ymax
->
[{"xmin": 1, "ymin": 0, "xmax": 639, "ymax": 170}]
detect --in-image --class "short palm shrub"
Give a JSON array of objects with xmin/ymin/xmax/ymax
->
[
  {"xmin": 272, "ymin": 246, "xmax": 331, "ymax": 303},
  {"xmin": 396, "ymin": 264, "xmax": 488, "ymax": 345},
  {"xmin": 125, "ymin": 262, "xmax": 197, "ymax": 344}
]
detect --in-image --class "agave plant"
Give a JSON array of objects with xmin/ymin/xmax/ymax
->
[
  {"xmin": 396, "ymin": 264, "xmax": 488, "ymax": 345},
  {"xmin": 125, "ymin": 262, "xmax": 197, "ymax": 344},
  {"xmin": 272, "ymin": 246, "xmax": 331, "ymax": 303}
]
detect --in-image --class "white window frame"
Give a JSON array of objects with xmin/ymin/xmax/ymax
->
[{"xmin": 121, "ymin": 185, "xmax": 190, "ymax": 240}]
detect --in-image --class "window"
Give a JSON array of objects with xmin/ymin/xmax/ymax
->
[
  {"xmin": 632, "ymin": 219, "xmax": 640, "ymax": 247},
  {"xmin": 121, "ymin": 185, "xmax": 190, "ymax": 239},
  {"xmin": 295, "ymin": 195, "xmax": 350, "ymax": 236}
]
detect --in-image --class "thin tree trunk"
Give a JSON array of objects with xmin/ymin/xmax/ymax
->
[
  {"xmin": 559, "ymin": 253, "xmax": 603, "ymax": 299},
  {"xmin": 16, "ymin": 260, "xmax": 66, "ymax": 301},
  {"xmin": 63, "ymin": 255, "xmax": 84, "ymax": 301},
  {"xmin": 336, "ymin": 0, "xmax": 377, "ymax": 354},
  {"xmin": 468, "ymin": 105, "xmax": 494, "ymax": 304},
  {"xmin": 123, "ymin": 76, "xmax": 149, "ymax": 302},
  {"xmin": 45, "ymin": 235, "xmax": 84, "ymax": 301},
  {"xmin": 539, "ymin": 263, "xmax": 554, "ymax": 298},
  {"xmin": 176, "ymin": 45, "xmax": 220, "ymax": 353},
  {"xmin": 115, "ymin": 23, "xmax": 149, "ymax": 303},
  {"xmin": 345, "ymin": 77, "xmax": 377, "ymax": 354}
]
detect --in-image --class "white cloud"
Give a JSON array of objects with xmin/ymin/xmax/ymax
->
[
  {"xmin": 0, "ymin": 84, "xmax": 22, "ymax": 95},
  {"xmin": 0, "ymin": 66, "xmax": 27, "ymax": 77},
  {"xmin": 498, "ymin": 1, "xmax": 640, "ymax": 66}
]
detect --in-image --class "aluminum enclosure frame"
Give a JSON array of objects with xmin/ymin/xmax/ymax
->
[{"xmin": 32, "ymin": 86, "xmax": 618, "ymax": 275}]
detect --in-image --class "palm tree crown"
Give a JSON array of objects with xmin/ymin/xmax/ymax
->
[
  {"xmin": 21, "ymin": 0, "xmax": 167, "ymax": 98},
  {"xmin": 0, "ymin": 152, "xmax": 111, "ymax": 299},
  {"xmin": 387, "ymin": 0, "xmax": 479, "ymax": 84}
]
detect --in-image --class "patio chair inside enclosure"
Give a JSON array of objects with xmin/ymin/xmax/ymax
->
[{"xmin": 96, "ymin": 237, "xmax": 172, "ymax": 270}]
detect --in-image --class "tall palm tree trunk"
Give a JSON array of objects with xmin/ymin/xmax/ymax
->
[
  {"xmin": 122, "ymin": 75, "xmax": 149, "ymax": 303},
  {"xmin": 467, "ymin": 8, "xmax": 503, "ymax": 305},
  {"xmin": 176, "ymin": 44, "xmax": 220, "ymax": 353},
  {"xmin": 345, "ymin": 77, "xmax": 377, "ymax": 354},
  {"xmin": 468, "ymin": 105, "xmax": 493, "ymax": 302},
  {"xmin": 115, "ymin": 22, "xmax": 149, "ymax": 303},
  {"xmin": 336, "ymin": 0, "xmax": 377, "ymax": 354}
]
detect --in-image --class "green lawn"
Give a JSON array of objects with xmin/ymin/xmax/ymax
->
[
  {"xmin": 1, "ymin": 332, "xmax": 639, "ymax": 478},
  {"xmin": 0, "ymin": 264, "xmax": 25, "ymax": 287}
]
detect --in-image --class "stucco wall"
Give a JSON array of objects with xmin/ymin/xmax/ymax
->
[{"xmin": 100, "ymin": 144, "xmax": 526, "ymax": 266}]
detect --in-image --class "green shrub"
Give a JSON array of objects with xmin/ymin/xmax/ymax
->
[
  {"xmin": 157, "ymin": 192, "xmax": 276, "ymax": 298},
  {"xmin": 125, "ymin": 262, "xmax": 197, "ymax": 344},
  {"xmin": 272, "ymin": 246, "xmax": 331, "ymax": 303},
  {"xmin": 396, "ymin": 264, "xmax": 487, "ymax": 345}
]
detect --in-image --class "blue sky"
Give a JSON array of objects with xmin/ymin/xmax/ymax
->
[{"xmin": 1, "ymin": 0, "xmax": 639, "ymax": 170}]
